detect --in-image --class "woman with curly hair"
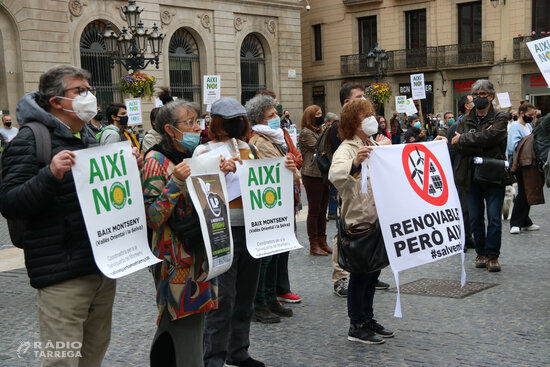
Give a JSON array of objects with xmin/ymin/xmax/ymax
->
[{"xmin": 298, "ymin": 105, "xmax": 332, "ymax": 256}]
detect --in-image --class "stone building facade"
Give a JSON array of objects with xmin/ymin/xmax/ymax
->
[
  {"xmin": 0, "ymin": 0, "xmax": 303, "ymax": 129},
  {"xmin": 301, "ymin": 0, "xmax": 550, "ymax": 119}
]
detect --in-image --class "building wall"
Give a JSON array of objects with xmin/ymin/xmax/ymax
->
[
  {"xmin": 0, "ymin": 0, "xmax": 303, "ymax": 129},
  {"xmin": 301, "ymin": 0, "xmax": 544, "ymax": 119}
]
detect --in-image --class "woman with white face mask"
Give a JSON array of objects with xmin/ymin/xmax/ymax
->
[{"xmin": 328, "ymin": 98, "xmax": 394, "ymax": 345}]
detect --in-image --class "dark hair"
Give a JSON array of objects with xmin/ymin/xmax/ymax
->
[
  {"xmin": 106, "ymin": 102, "xmax": 126, "ymax": 124},
  {"xmin": 202, "ymin": 113, "xmax": 210, "ymax": 119},
  {"xmin": 339, "ymin": 99, "xmax": 374, "ymax": 141},
  {"xmin": 209, "ymin": 115, "xmax": 250, "ymax": 141},
  {"xmin": 443, "ymin": 111, "xmax": 453, "ymax": 120},
  {"xmin": 150, "ymin": 107, "xmax": 160, "ymax": 132},
  {"xmin": 256, "ymin": 89, "xmax": 277, "ymax": 100},
  {"xmin": 518, "ymin": 103, "xmax": 536, "ymax": 115},
  {"xmin": 458, "ymin": 95, "xmax": 471, "ymax": 114},
  {"xmin": 301, "ymin": 105, "xmax": 322, "ymax": 133},
  {"xmin": 339, "ymin": 82, "xmax": 365, "ymax": 106},
  {"xmin": 158, "ymin": 87, "xmax": 174, "ymax": 105}
]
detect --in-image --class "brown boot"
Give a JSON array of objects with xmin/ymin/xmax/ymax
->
[
  {"xmin": 487, "ymin": 255, "xmax": 501, "ymax": 272},
  {"xmin": 310, "ymin": 238, "xmax": 328, "ymax": 256},
  {"xmin": 318, "ymin": 235, "xmax": 333, "ymax": 254}
]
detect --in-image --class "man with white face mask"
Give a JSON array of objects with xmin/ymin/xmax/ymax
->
[{"xmin": 0, "ymin": 65, "xmax": 143, "ymax": 367}]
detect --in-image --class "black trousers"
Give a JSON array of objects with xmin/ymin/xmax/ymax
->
[
  {"xmin": 510, "ymin": 173, "xmax": 533, "ymax": 228},
  {"xmin": 203, "ymin": 226, "xmax": 261, "ymax": 367}
]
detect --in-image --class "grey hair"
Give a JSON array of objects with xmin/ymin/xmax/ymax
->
[
  {"xmin": 245, "ymin": 94, "xmax": 276, "ymax": 125},
  {"xmin": 471, "ymin": 79, "xmax": 495, "ymax": 95},
  {"xmin": 156, "ymin": 99, "xmax": 200, "ymax": 151},
  {"xmin": 325, "ymin": 112, "xmax": 338, "ymax": 123},
  {"xmin": 38, "ymin": 65, "xmax": 92, "ymax": 111}
]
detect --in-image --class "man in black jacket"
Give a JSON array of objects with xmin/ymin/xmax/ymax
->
[
  {"xmin": 451, "ymin": 79, "xmax": 508, "ymax": 272},
  {"xmin": 0, "ymin": 65, "xmax": 142, "ymax": 367}
]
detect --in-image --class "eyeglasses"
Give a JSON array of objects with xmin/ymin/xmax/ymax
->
[
  {"xmin": 472, "ymin": 92, "xmax": 489, "ymax": 98},
  {"xmin": 172, "ymin": 118, "xmax": 198, "ymax": 128},
  {"xmin": 63, "ymin": 86, "xmax": 96, "ymax": 97}
]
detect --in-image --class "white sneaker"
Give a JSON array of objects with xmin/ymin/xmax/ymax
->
[
  {"xmin": 510, "ymin": 226, "xmax": 520, "ymax": 234},
  {"xmin": 521, "ymin": 224, "xmax": 540, "ymax": 231}
]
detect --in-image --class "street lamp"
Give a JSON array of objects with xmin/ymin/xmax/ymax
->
[
  {"xmin": 366, "ymin": 45, "xmax": 388, "ymax": 82},
  {"xmin": 100, "ymin": 0, "xmax": 165, "ymax": 72}
]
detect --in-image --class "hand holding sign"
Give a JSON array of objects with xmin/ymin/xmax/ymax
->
[
  {"xmin": 50, "ymin": 150, "xmax": 76, "ymax": 180},
  {"xmin": 354, "ymin": 146, "xmax": 373, "ymax": 168},
  {"xmin": 174, "ymin": 161, "xmax": 191, "ymax": 181}
]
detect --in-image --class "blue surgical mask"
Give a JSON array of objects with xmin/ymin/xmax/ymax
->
[
  {"xmin": 414, "ymin": 122, "xmax": 421, "ymax": 130},
  {"xmin": 172, "ymin": 126, "xmax": 200, "ymax": 151},
  {"xmin": 267, "ymin": 117, "xmax": 281, "ymax": 130},
  {"xmin": 446, "ymin": 118, "xmax": 455, "ymax": 126}
]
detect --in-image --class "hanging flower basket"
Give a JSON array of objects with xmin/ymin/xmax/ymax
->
[
  {"xmin": 119, "ymin": 72, "xmax": 156, "ymax": 99},
  {"xmin": 366, "ymin": 82, "xmax": 392, "ymax": 106}
]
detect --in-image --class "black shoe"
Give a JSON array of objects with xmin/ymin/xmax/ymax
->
[
  {"xmin": 348, "ymin": 323, "xmax": 385, "ymax": 344},
  {"xmin": 376, "ymin": 280, "xmax": 390, "ymax": 290},
  {"xmin": 226, "ymin": 357, "xmax": 265, "ymax": 367},
  {"xmin": 365, "ymin": 319, "xmax": 394, "ymax": 338},
  {"xmin": 333, "ymin": 278, "xmax": 348, "ymax": 297},
  {"xmin": 252, "ymin": 305, "xmax": 280, "ymax": 323},
  {"xmin": 268, "ymin": 301, "xmax": 293, "ymax": 317}
]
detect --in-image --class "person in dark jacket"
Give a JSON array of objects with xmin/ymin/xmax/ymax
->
[
  {"xmin": 451, "ymin": 79, "xmax": 508, "ymax": 272},
  {"xmin": 403, "ymin": 115, "xmax": 426, "ymax": 144},
  {"xmin": 0, "ymin": 65, "xmax": 143, "ymax": 367}
]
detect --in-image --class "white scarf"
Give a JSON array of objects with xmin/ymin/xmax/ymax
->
[{"xmin": 252, "ymin": 124, "xmax": 285, "ymax": 145}]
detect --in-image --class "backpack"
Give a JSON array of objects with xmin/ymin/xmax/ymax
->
[
  {"xmin": 313, "ymin": 125, "xmax": 334, "ymax": 184},
  {"xmin": 3, "ymin": 122, "xmax": 52, "ymax": 248},
  {"xmin": 95, "ymin": 125, "xmax": 118, "ymax": 143}
]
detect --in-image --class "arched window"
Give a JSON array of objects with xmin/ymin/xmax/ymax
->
[
  {"xmin": 240, "ymin": 34, "xmax": 266, "ymax": 105},
  {"xmin": 80, "ymin": 20, "xmax": 123, "ymax": 112},
  {"xmin": 169, "ymin": 28, "xmax": 201, "ymax": 103}
]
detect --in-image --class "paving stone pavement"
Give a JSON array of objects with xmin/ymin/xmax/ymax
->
[{"xmin": 1, "ymin": 192, "xmax": 549, "ymax": 366}]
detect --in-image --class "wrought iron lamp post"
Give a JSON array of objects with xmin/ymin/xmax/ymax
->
[
  {"xmin": 101, "ymin": 0, "xmax": 165, "ymax": 72},
  {"xmin": 366, "ymin": 45, "xmax": 388, "ymax": 82}
]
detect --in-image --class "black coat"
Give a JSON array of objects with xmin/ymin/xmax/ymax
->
[
  {"xmin": 453, "ymin": 105, "xmax": 508, "ymax": 190},
  {"xmin": 0, "ymin": 92, "xmax": 100, "ymax": 289}
]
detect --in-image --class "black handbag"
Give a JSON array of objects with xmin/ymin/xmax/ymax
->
[
  {"xmin": 168, "ymin": 204, "xmax": 204, "ymax": 246},
  {"xmin": 336, "ymin": 210, "xmax": 389, "ymax": 274},
  {"xmin": 473, "ymin": 157, "xmax": 514, "ymax": 186}
]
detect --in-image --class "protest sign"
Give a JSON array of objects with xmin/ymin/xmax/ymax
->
[
  {"xmin": 405, "ymin": 98, "xmax": 418, "ymax": 115},
  {"xmin": 366, "ymin": 141, "xmax": 465, "ymax": 317},
  {"xmin": 238, "ymin": 158, "xmax": 302, "ymax": 258},
  {"xmin": 203, "ymin": 75, "xmax": 221, "ymax": 105},
  {"xmin": 125, "ymin": 99, "xmax": 142, "ymax": 125},
  {"xmin": 527, "ymin": 36, "xmax": 550, "ymax": 87},
  {"xmin": 395, "ymin": 96, "xmax": 407, "ymax": 113},
  {"xmin": 287, "ymin": 124, "xmax": 298, "ymax": 146},
  {"xmin": 197, "ymin": 144, "xmax": 242, "ymax": 201},
  {"xmin": 410, "ymin": 73, "xmax": 426, "ymax": 100},
  {"xmin": 72, "ymin": 141, "xmax": 161, "ymax": 278},
  {"xmin": 185, "ymin": 155, "xmax": 234, "ymax": 280},
  {"xmin": 496, "ymin": 92, "xmax": 512, "ymax": 108}
]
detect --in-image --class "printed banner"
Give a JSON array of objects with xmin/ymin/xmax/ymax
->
[
  {"xmin": 287, "ymin": 124, "xmax": 298, "ymax": 146},
  {"xmin": 125, "ymin": 99, "xmax": 142, "ymax": 125},
  {"xmin": 405, "ymin": 98, "xmax": 418, "ymax": 115},
  {"xmin": 395, "ymin": 96, "xmax": 407, "ymax": 113},
  {"xmin": 527, "ymin": 36, "xmax": 550, "ymax": 87},
  {"xmin": 197, "ymin": 144, "xmax": 241, "ymax": 201},
  {"xmin": 72, "ymin": 141, "xmax": 161, "ymax": 278},
  {"xmin": 187, "ymin": 171, "xmax": 233, "ymax": 280},
  {"xmin": 366, "ymin": 141, "xmax": 465, "ymax": 317},
  {"xmin": 410, "ymin": 73, "xmax": 426, "ymax": 100},
  {"xmin": 203, "ymin": 75, "xmax": 221, "ymax": 105},
  {"xmin": 238, "ymin": 158, "xmax": 302, "ymax": 258}
]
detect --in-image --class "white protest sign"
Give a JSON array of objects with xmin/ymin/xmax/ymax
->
[
  {"xmin": 203, "ymin": 75, "xmax": 221, "ymax": 105},
  {"xmin": 287, "ymin": 124, "xmax": 298, "ymax": 146},
  {"xmin": 527, "ymin": 36, "xmax": 550, "ymax": 87},
  {"xmin": 125, "ymin": 99, "xmax": 142, "ymax": 125},
  {"xmin": 410, "ymin": 73, "xmax": 426, "ymax": 100},
  {"xmin": 395, "ymin": 96, "xmax": 407, "ymax": 113},
  {"xmin": 198, "ymin": 144, "xmax": 242, "ymax": 201},
  {"xmin": 155, "ymin": 98, "xmax": 163, "ymax": 108},
  {"xmin": 72, "ymin": 141, "xmax": 161, "ymax": 278},
  {"xmin": 238, "ymin": 158, "xmax": 302, "ymax": 258},
  {"xmin": 496, "ymin": 92, "xmax": 512, "ymax": 108},
  {"xmin": 367, "ymin": 141, "xmax": 465, "ymax": 317},
  {"xmin": 405, "ymin": 98, "xmax": 418, "ymax": 115}
]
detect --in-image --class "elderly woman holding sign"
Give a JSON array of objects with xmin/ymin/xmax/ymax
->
[
  {"xmin": 244, "ymin": 94, "xmax": 299, "ymax": 324},
  {"xmin": 328, "ymin": 98, "xmax": 394, "ymax": 345},
  {"xmin": 193, "ymin": 98, "xmax": 266, "ymax": 367},
  {"xmin": 142, "ymin": 99, "xmax": 238, "ymax": 367}
]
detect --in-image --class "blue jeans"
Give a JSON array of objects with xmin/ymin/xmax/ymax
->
[
  {"xmin": 328, "ymin": 184, "xmax": 338, "ymax": 216},
  {"xmin": 467, "ymin": 181, "xmax": 505, "ymax": 257},
  {"xmin": 347, "ymin": 270, "xmax": 380, "ymax": 325}
]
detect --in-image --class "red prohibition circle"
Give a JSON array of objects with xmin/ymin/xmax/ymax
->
[{"xmin": 401, "ymin": 144, "xmax": 449, "ymax": 206}]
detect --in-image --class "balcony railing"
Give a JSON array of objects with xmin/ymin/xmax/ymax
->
[
  {"xmin": 513, "ymin": 35, "xmax": 546, "ymax": 60},
  {"xmin": 341, "ymin": 41, "xmax": 494, "ymax": 76}
]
